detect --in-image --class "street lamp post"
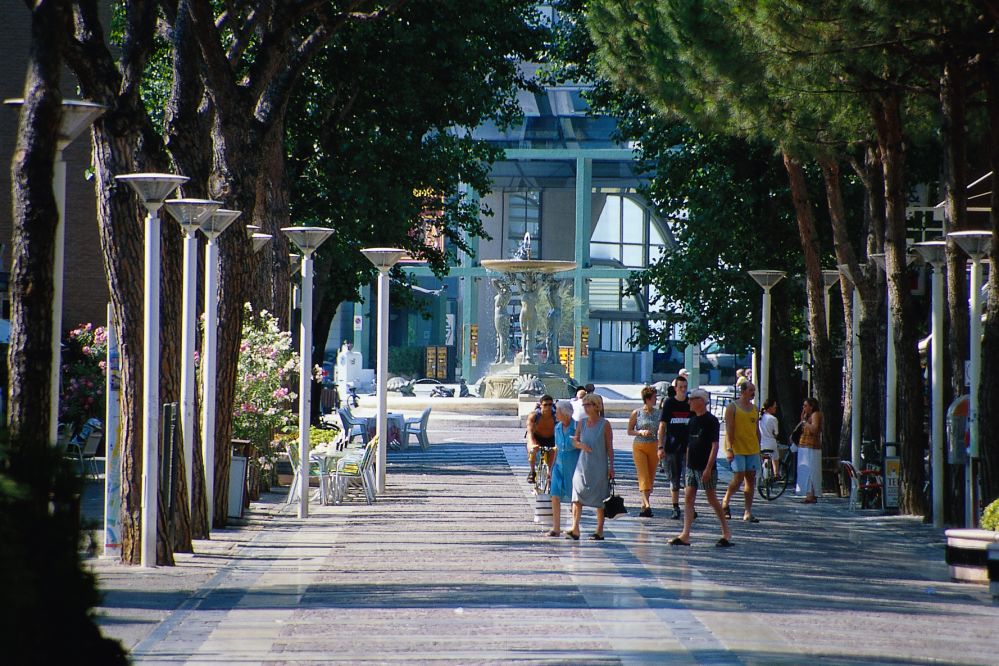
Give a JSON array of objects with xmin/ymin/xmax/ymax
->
[
  {"xmin": 5, "ymin": 98, "xmax": 105, "ymax": 444},
  {"xmin": 199, "ymin": 209, "xmax": 242, "ymax": 527},
  {"xmin": 115, "ymin": 173, "xmax": 188, "ymax": 567},
  {"xmin": 948, "ymin": 230, "xmax": 992, "ymax": 527},
  {"xmin": 283, "ymin": 227, "xmax": 334, "ymax": 518},
  {"xmin": 913, "ymin": 241, "xmax": 947, "ymax": 528},
  {"xmin": 821, "ymin": 270, "xmax": 841, "ymax": 337},
  {"xmin": 163, "ymin": 199, "xmax": 220, "ymax": 514},
  {"xmin": 837, "ymin": 264, "xmax": 862, "ymax": 469},
  {"xmin": 748, "ymin": 270, "xmax": 786, "ymax": 408},
  {"xmin": 362, "ymin": 248, "xmax": 407, "ymax": 493}
]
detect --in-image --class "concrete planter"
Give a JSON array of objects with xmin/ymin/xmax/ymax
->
[
  {"xmin": 989, "ymin": 543, "xmax": 999, "ymax": 600},
  {"xmin": 944, "ymin": 528, "xmax": 999, "ymax": 583}
]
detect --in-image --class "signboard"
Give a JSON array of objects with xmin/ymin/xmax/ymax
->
[
  {"xmin": 425, "ymin": 346, "xmax": 438, "ymax": 379},
  {"xmin": 469, "ymin": 324, "xmax": 478, "ymax": 368},
  {"xmin": 558, "ymin": 346, "xmax": 575, "ymax": 376},
  {"xmin": 445, "ymin": 313, "xmax": 455, "ymax": 346},
  {"xmin": 103, "ymin": 304, "xmax": 122, "ymax": 559},
  {"xmin": 353, "ymin": 315, "xmax": 363, "ymax": 331},
  {"xmin": 425, "ymin": 346, "xmax": 449, "ymax": 380},
  {"xmin": 579, "ymin": 326, "xmax": 590, "ymax": 358},
  {"xmin": 883, "ymin": 456, "xmax": 901, "ymax": 511},
  {"xmin": 437, "ymin": 346, "xmax": 448, "ymax": 379}
]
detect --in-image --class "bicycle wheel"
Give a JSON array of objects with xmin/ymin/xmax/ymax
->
[
  {"xmin": 758, "ymin": 459, "xmax": 788, "ymax": 501},
  {"xmin": 535, "ymin": 457, "xmax": 551, "ymax": 495}
]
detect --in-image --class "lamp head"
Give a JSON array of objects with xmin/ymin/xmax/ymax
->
[
  {"xmin": 4, "ymin": 98, "xmax": 106, "ymax": 151},
  {"xmin": 948, "ymin": 230, "xmax": 992, "ymax": 261},
  {"xmin": 282, "ymin": 226, "xmax": 334, "ymax": 256},
  {"xmin": 163, "ymin": 198, "xmax": 221, "ymax": 235},
  {"xmin": 289, "ymin": 253, "xmax": 302, "ymax": 276},
  {"xmin": 116, "ymin": 173, "xmax": 189, "ymax": 212},
  {"xmin": 913, "ymin": 240, "xmax": 948, "ymax": 267},
  {"xmin": 748, "ymin": 269, "xmax": 786, "ymax": 290},
  {"xmin": 251, "ymin": 233, "xmax": 272, "ymax": 253},
  {"xmin": 821, "ymin": 269, "xmax": 841, "ymax": 290},
  {"xmin": 201, "ymin": 209, "xmax": 242, "ymax": 239},
  {"xmin": 245, "ymin": 225, "xmax": 261, "ymax": 237}
]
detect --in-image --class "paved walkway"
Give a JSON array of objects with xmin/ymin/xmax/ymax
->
[{"xmin": 89, "ymin": 424, "xmax": 999, "ymax": 664}]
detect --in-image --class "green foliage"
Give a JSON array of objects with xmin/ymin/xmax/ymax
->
[
  {"xmin": 0, "ymin": 431, "xmax": 127, "ymax": 662},
  {"xmin": 60, "ymin": 323, "xmax": 108, "ymax": 432},
  {"xmin": 983, "ymin": 498, "xmax": 999, "ymax": 531},
  {"xmin": 388, "ymin": 346, "xmax": 424, "ymax": 379},
  {"xmin": 232, "ymin": 305, "xmax": 300, "ymax": 481}
]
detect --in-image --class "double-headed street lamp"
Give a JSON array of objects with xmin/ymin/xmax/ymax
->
[
  {"xmin": 912, "ymin": 241, "xmax": 947, "ymax": 528},
  {"xmin": 748, "ymin": 270, "xmax": 785, "ymax": 408},
  {"xmin": 948, "ymin": 230, "xmax": 992, "ymax": 527},
  {"xmin": 200, "ymin": 209, "xmax": 242, "ymax": 527},
  {"xmin": 5, "ymin": 98, "xmax": 105, "ymax": 444},
  {"xmin": 115, "ymin": 173, "xmax": 188, "ymax": 567},
  {"xmin": 283, "ymin": 227, "xmax": 334, "ymax": 518},
  {"xmin": 163, "ymin": 199, "xmax": 220, "ymax": 514}
]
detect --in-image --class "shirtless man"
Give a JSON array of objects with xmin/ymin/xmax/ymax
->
[{"xmin": 526, "ymin": 394, "xmax": 557, "ymax": 485}]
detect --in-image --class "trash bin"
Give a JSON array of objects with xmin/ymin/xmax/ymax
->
[{"xmin": 229, "ymin": 439, "xmax": 250, "ymax": 519}]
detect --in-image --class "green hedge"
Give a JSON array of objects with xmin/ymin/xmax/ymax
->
[{"xmin": 388, "ymin": 346, "xmax": 423, "ymax": 378}]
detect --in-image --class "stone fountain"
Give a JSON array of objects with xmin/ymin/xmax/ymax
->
[{"xmin": 478, "ymin": 233, "xmax": 577, "ymax": 398}]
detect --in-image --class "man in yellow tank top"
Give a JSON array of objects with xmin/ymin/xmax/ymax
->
[{"xmin": 722, "ymin": 381, "xmax": 761, "ymax": 523}]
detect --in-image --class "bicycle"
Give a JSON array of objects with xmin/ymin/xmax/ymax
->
[
  {"xmin": 534, "ymin": 444, "xmax": 556, "ymax": 495},
  {"xmin": 757, "ymin": 446, "xmax": 796, "ymax": 500}
]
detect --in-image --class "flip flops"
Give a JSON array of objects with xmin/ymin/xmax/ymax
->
[
  {"xmin": 545, "ymin": 529, "xmax": 561, "ymax": 537},
  {"xmin": 722, "ymin": 505, "xmax": 731, "ymax": 519},
  {"xmin": 565, "ymin": 531, "xmax": 580, "ymax": 540},
  {"xmin": 668, "ymin": 536, "xmax": 691, "ymax": 546},
  {"xmin": 715, "ymin": 538, "xmax": 734, "ymax": 548},
  {"xmin": 743, "ymin": 515, "xmax": 760, "ymax": 523},
  {"xmin": 588, "ymin": 533, "xmax": 605, "ymax": 541}
]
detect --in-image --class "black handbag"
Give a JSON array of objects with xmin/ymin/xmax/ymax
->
[{"xmin": 603, "ymin": 480, "xmax": 627, "ymax": 519}]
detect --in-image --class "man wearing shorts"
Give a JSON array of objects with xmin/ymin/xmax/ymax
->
[
  {"xmin": 526, "ymin": 395, "xmax": 557, "ymax": 484},
  {"xmin": 668, "ymin": 389, "xmax": 732, "ymax": 547},
  {"xmin": 722, "ymin": 381, "xmax": 761, "ymax": 523},
  {"xmin": 658, "ymin": 374, "xmax": 691, "ymax": 519}
]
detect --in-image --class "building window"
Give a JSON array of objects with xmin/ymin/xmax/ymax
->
[{"xmin": 505, "ymin": 191, "xmax": 540, "ymax": 258}]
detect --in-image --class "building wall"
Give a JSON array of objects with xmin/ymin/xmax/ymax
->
[{"xmin": 0, "ymin": 12, "xmax": 110, "ymax": 332}]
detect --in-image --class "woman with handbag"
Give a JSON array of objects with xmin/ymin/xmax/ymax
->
[
  {"xmin": 796, "ymin": 397, "xmax": 823, "ymax": 503},
  {"xmin": 567, "ymin": 393, "xmax": 614, "ymax": 541}
]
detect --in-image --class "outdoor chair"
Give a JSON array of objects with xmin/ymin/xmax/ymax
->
[
  {"xmin": 403, "ymin": 407, "xmax": 432, "ymax": 451},
  {"xmin": 338, "ymin": 406, "xmax": 370, "ymax": 444},
  {"xmin": 286, "ymin": 441, "xmax": 330, "ymax": 506},
  {"xmin": 331, "ymin": 436, "xmax": 378, "ymax": 505},
  {"xmin": 840, "ymin": 460, "xmax": 883, "ymax": 510},
  {"xmin": 65, "ymin": 418, "xmax": 103, "ymax": 478}
]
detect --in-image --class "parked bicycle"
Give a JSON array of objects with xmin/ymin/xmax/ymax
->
[{"xmin": 757, "ymin": 446, "xmax": 796, "ymax": 500}]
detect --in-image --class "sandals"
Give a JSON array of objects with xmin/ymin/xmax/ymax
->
[
  {"xmin": 545, "ymin": 529, "xmax": 561, "ymax": 537},
  {"xmin": 668, "ymin": 536, "xmax": 691, "ymax": 546},
  {"xmin": 743, "ymin": 515, "xmax": 760, "ymax": 523},
  {"xmin": 588, "ymin": 533, "xmax": 605, "ymax": 541},
  {"xmin": 715, "ymin": 537, "xmax": 734, "ymax": 548},
  {"xmin": 722, "ymin": 505, "xmax": 731, "ymax": 519},
  {"xmin": 565, "ymin": 531, "xmax": 580, "ymax": 540}
]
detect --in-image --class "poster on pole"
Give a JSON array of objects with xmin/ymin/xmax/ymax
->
[{"xmin": 103, "ymin": 304, "xmax": 122, "ymax": 559}]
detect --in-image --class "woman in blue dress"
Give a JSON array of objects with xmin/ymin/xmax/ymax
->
[{"xmin": 546, "ymin": 400, "xmax": 578, "ymax": 537}]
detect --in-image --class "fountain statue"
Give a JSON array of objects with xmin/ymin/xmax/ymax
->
[{"xmin": 479, "ymin": 232, "xmax": 577, "ymax": 398}]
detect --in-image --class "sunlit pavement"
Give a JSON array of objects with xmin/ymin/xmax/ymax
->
[{"xmin": 89, "ymin": 423, "xmax": 999, "ymax": 665}]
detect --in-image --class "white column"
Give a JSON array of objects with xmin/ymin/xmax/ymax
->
[
  {"xmin": 929, "ymin": 265, "xmax": 945, "ymax": 528},
  {"xmin": 201, "ymin": 237, "xmax": 219, "ymax": 527},
  {"xmin": 885, "ymin": 291, "xmax": 897, "ymax": 446},
  {"xmin": 50, "ymin": 156, "xmax": 66, "ymax": 444},
  {"xmin": 141, "ymin": 208, "xmax": 160, "ymax": 567},
  {"xmin": 376, "ymin": 270, "xmax": 389, "ymax": 492},
  {"xmin": 851, "ymin": 287, "xmax": 861, "ymax": 469},
  {"xmin": 298, "ymin": 254, "xmax": 313, "ymax": 519},
  {"xmin": 968, "ymin": 258, "xmax": 983, "ymax": 526},
  {"xmin": 760, "ymin": 286, "xmax": 773, "ymax": 407},
  {"xmin": 180, "ymin": 230, "xmax": 198, "ymax": 513}
]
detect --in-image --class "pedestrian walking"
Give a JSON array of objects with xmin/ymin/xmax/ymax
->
[
  {"xmin": 628, "ymin": 386, "xmax": 661, "ymax": 517},
  {"xmin": 658, "ymin": 374, "xmax": 692, "ymax": 520},
  {"xmin": 796, "ymin": 397, "xmax": 823, "ymax": 503},
  {"xmin": 721, "ymin": 381, "xmax": 761, "ymax": 523},
  {"xmin": 567, "ymin": 393, "xmax": 613, "ymax": 541},
  {"xmin": 759, "ymin": 398, "xmax": 780, "ymax": 478},
  {"xmin": 668, "ymin": 388, "xmax": 732, "ymax": 547},
  {"xmin": 547, "ymin": 400, "xmax": 579, "ymax": 537}
]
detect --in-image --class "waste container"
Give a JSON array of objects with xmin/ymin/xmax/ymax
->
[{"xmin": 229, "ymin": 439, "xmax": 250, "ymax": 519}]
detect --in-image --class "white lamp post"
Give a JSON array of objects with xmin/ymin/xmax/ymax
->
[
  {"xmin": 115, "ymin": 173, "xmax": 188, "ymax": 567},
  {"xmin": 912, "ymin": 241, "xmax": 947, "ymax": 527},
  {"xmin": 747, "ymin": 270, "xmax": 786, "ymax": 408},
  {"xmin": 199, "ymin": 208, "xmax": 242, "ymax": 527},
  {"xmin": 837, "ymin": 264, "xmax": 862, "ymax": 469},
  {"xmin": 283, "ymin": 227, "xmax": 334, "ymax": 518},
  {"xmin": 5, "ymin": 98, "xmax": 105, "ymax": 444},
  {"xmin": 362, "ymin": 248, "xmax": 407, "ymax": 493},
  {"xmin": 163, "ymin": 198, "xmax": 220, "ymax": 514},
  {"xmin": 821, "ymin": 270, "xmax": 840, "ymax": 337},
  {"xmin": 948, "ymin": 230, "xmax": 992, "ymax": 527}
]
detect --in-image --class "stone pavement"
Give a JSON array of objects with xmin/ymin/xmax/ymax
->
[{"xmin": 88, "ymin": 423, "xmax": 999, "ymax": 665}]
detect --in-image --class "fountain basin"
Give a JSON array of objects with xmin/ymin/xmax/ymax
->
[{"xmin": 481, "ymin": 259, "xmax": 577, "ymax": 274}]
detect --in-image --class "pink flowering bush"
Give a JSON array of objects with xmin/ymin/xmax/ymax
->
[
  {"xmin": 60, "ymin": 323, "xmax": 107, "ymax": 431},
  {"xmin": 232, "ymin": 304, "xmax": 299, "ymax": 487}
]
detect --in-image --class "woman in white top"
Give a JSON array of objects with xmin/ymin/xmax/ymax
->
[{"xmin": 759, "ymin": 398, "xmax": 780, "ymax": 478}]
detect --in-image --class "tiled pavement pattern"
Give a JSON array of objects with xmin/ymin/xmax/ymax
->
[{"xmin": 90, "ymin": 424, "xmax": 999, "ymax": 664}]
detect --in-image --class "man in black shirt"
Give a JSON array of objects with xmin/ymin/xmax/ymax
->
[
  {"xmin": 668, "ymin": 388, "xmax": 733, "ymax": 548},
  {"xmin": 658, "ymin": 374, "xmax": 691, "ymax": 519}
]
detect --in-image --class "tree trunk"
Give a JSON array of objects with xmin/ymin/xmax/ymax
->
[
  {"xmin": 978, "ymin": 64, "xmax": 999, "ymax": 504},
  {"xmin": 251, "ymin": 130, "xmax": 291, "ymax": 325},
  {"xmin": 782, "ymin": 153, "xmax": 841, "ymax": 466},
  {"xmin": 871, "ymin": 93, "xmax": 928, "ymax": 515},
  {"xmin": 941, "ymin": 55, "xmax": 970, "ymax": 401},
  {"xmin": 7, "ymin": 0, "xmax": 67, "ymax": 440}
]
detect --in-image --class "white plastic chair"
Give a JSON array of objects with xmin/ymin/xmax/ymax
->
[
  {"xmin": 332, "ymin": 436, "xmax": 378, "ymax": 504},
  {"xmin": 338, "ymin": 407, "xmax": 370, "ymax": 444},
  {"xmin": 286, "ymin": 442, "xmax": 330, "ymax": 506},
  {"xmin": 403, "ymin": 407, "xmax": 432, "ymax": 451}
]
